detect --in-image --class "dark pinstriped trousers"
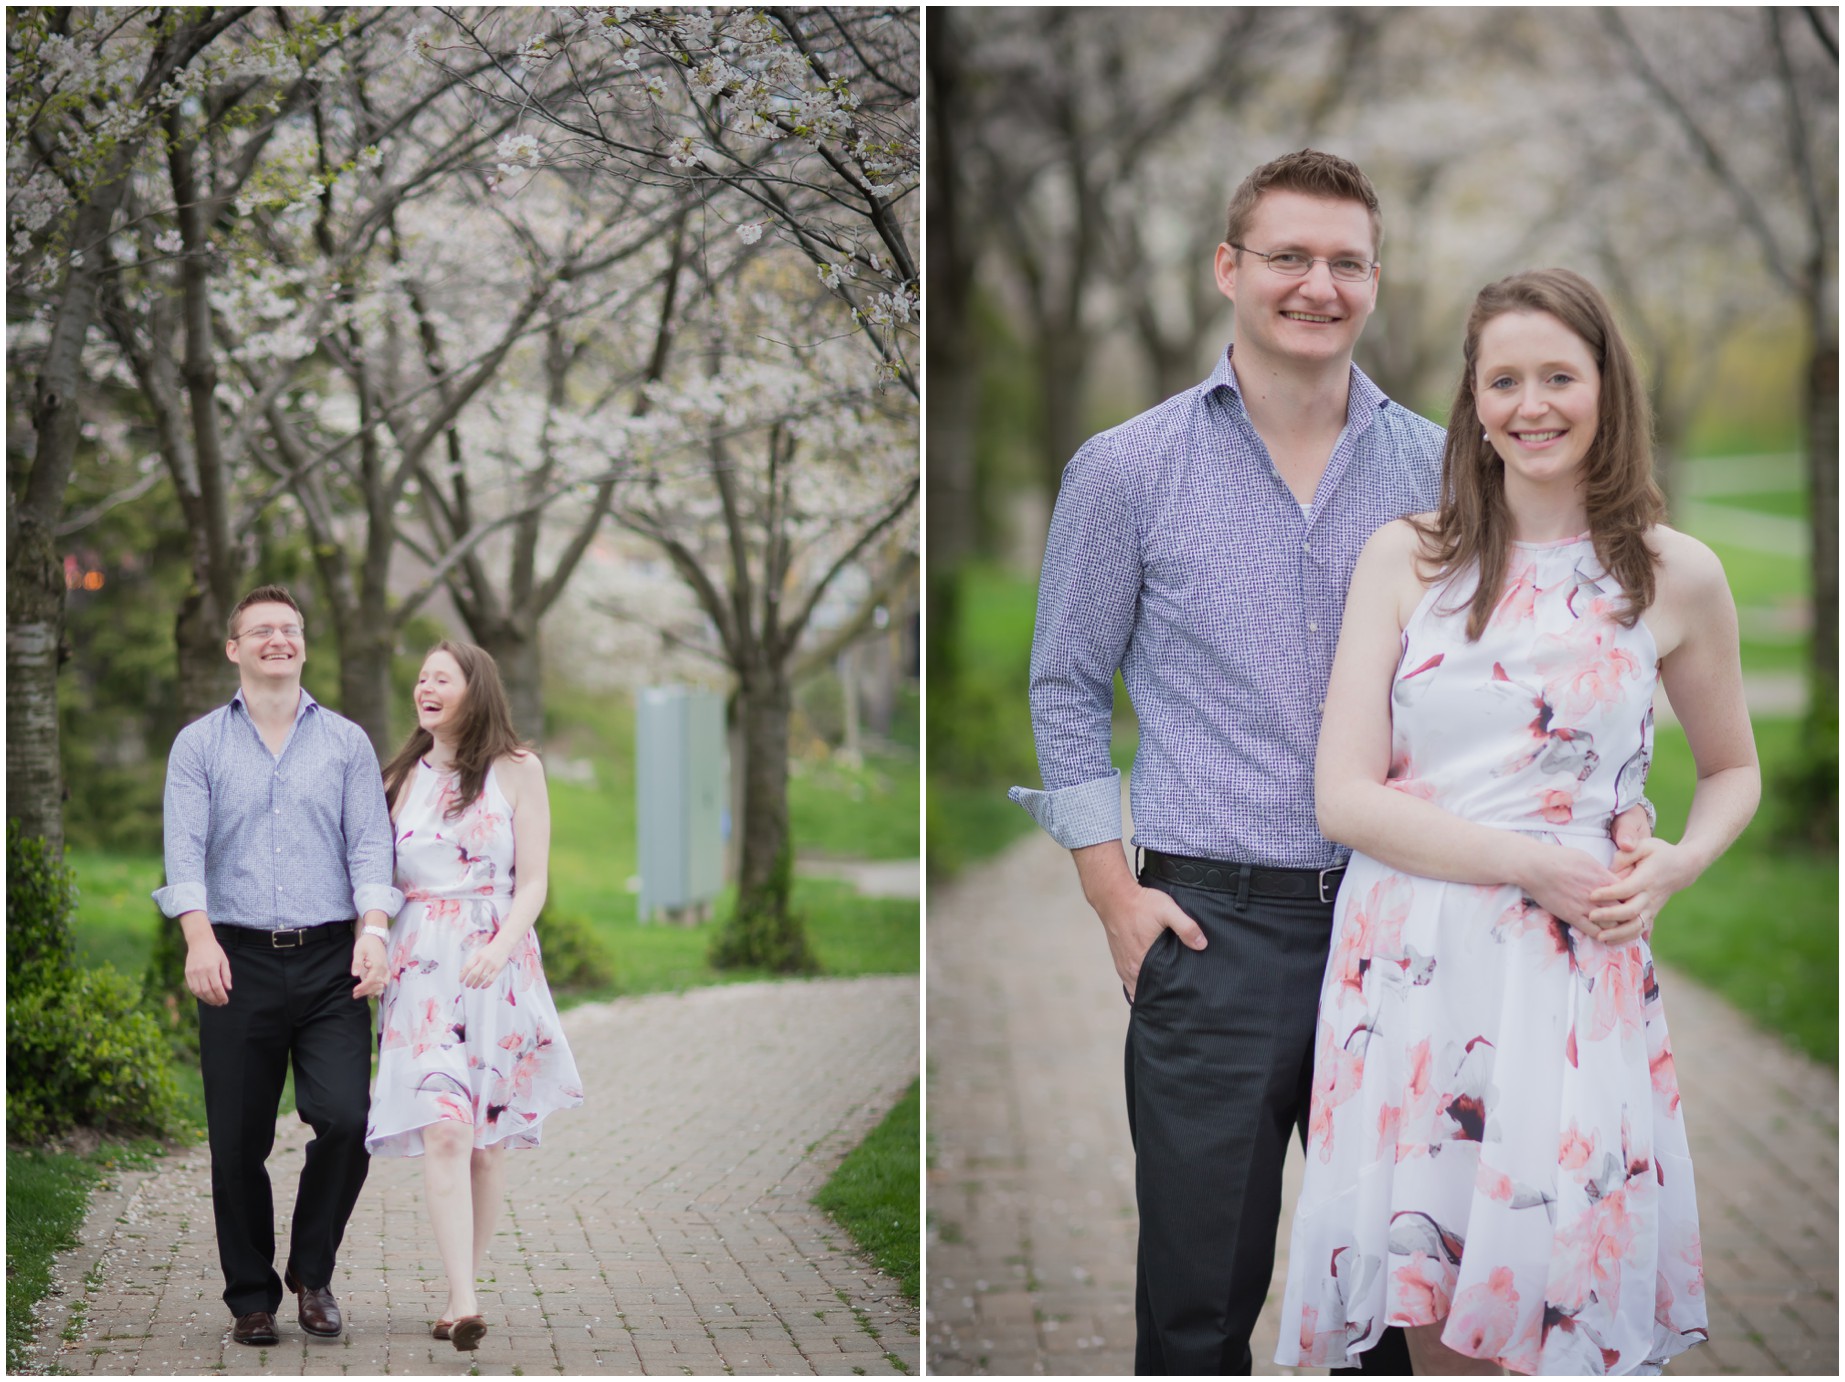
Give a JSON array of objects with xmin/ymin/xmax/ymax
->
[{"xmin": 1126, "ymin": 873, "xmax": 1413, "ymax": 1376}]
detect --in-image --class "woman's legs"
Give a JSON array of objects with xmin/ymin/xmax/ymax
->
[
  {"xmin": 421, "ymin": 1122, "xmax": 480, "ymax": 1319},
  {"xmin": 470, "ymin": 1144, "xmax": 505, "ymax": 1274},
  {"xmin": 1405, "ymin": 1322, "xmax": 1504, "ymax": 1375}
]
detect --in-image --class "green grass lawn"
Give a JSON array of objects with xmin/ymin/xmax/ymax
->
[
  {"xmin": 1700, "ymin": 487, "xmax": 1810, "ymax": 520},
  {"xmin": 4, "ymin": 1139, "xmax": 172, "ymax": 1374},
  {"xmin": 814, "ymin": 1079, "xmax": 919, "ymax": 1303},
  {"xmin": 791, "ymin": 748, "xmax": 921, "ymax": 861},
  {"xmin": 1644, "ymin": 716, "xmax": 1837, "ymax": 1065}
]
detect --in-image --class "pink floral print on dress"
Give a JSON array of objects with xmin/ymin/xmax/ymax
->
[
  {"xmin": 1276, "ymin": 535, "xmax": 1703, "ymax": 1376},
  {"xmin": 365, "ymin": 759, "xmax": 584, "ymax": 1158}
]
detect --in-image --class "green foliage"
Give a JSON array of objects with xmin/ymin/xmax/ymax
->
[
  {"xmin": 7, "ymin": 820, "xmax": 77, "ymax": 987},
  {"xmin": 7, "ymin": 966, "xmax": 185, "ymax": 1145},
  {"xmin": 927, "ymin": 563, "xmax": 1045, "ymax": 877},
  {"xmin": 711, "ymin": 842, "xmax": 818, "ymax": 974},
  {"xmin": 532, "ymin": 904, "xmax": 617, "ymax": 991},
  {"xmin": 7, "ymin": 830, "xmax": 184, "ymax": 1145},
  {"xmin": 814, "ymin": 1080, "xmax": 920, "ymax": 1302}
]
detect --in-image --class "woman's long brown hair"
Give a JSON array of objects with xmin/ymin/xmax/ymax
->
[
  {"xmin": 383, "ymin": 640, "xmax": 529, "ymax": 820},
  {"xmin": 1414, "ymin": 268, "xmax": 1665, "ymax": 640}
]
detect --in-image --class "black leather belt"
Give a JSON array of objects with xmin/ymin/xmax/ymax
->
[
  {"xmin": 213, "ymin": 921, "xmax": 354, "ymax": 950},
  {"xmin": 1141, "ymin": 850, "xmax": 1345, "ymax": 904}
]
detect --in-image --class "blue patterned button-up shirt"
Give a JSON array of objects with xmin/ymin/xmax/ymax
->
[
  {"xmin": 1009, "ymin": 349, "xmax": 1445, "ymax": 869},
  {"xmin": 154, "ymin": 688, "xmax": 404, "ymax": 929}
]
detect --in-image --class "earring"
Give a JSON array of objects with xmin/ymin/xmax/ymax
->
[{"xmin": 1481, "ymin": 428, "xmax": 1489, "ymax": 441}]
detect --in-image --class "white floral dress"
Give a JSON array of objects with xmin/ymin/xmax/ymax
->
[
  {"xmin": 1275, "ymin": 535, "xmax": 1705, "ymax": 1375},
  {"xmin": 365, "ymin": 759, "xmax": 584, "ymax": 1157}
]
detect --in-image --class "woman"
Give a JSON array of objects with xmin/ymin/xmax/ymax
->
[
  {"xmin": 366, "ymin": 640, "xmax": 584, "ymax": 1352},
  {"xmin": 1275, "ymin": 269, "xmax": 1758, "ymax": 1375}
]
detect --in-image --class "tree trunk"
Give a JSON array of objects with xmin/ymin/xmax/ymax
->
[
  {"xmin": 480, "ymin": 622, "xmax": 545, "ymax": 747},
  {"xmin": 1037, "ymin": 321, "xmax": 1091, "ymax": 502},
  {"xmin": 711, "ymin": 665, "xmax": 815, "ymax": 973},
  {"xmin": 338, "ymin": 623, "xmax": 396, "ymax": 761},
  {"xmin": 6, "ymin": 520, "xmax": 67, "ymax": 855},
  {"xmin": 8, "ymin": 174, "xmax": 140, "ymax": 856},
  {"xmin": 174, "ymin": 587, "xmax": 236, "ymax": 727},
  {"xmin": 1806, "ymin": 334, "xmax": 1838, "ymax": 708}
]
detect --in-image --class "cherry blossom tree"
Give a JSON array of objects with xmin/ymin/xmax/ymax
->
[
  {"xmin": 8, "ymin": 6, "xmax": 270, "ymax": 853},
  {"xmin": 422, "ymin": 6, "xmax": 919, "ymax": 397},
  {"xmin": 594, "ymin": 257, "xmax": 918, "ymax": 970}
]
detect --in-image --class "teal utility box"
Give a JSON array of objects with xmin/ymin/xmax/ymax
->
[{"xmin": 636, "ymin": 686, "xmax": 726, "ymax": 922}]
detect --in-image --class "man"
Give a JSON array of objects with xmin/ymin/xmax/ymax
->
[
  {"xmin": 1010, "ymin": 150, "xmax": 1646, "ymax": 1374},
  {"xmin": 154, "ymin": 585, "xmax": 400, "ymax": 1346}
]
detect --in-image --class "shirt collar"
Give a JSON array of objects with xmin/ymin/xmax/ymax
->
[
  {"xmin": 230, "ymin": 686, "xmax": 318, "ymax": 722},
  {"xmin": 1208, "ymin": 345, "xmax": 1391, "ymax": 435}
]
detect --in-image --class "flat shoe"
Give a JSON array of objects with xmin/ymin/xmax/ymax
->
[
  {"xmin": 432, "ymin": 1319, "xmax": 453, "ymax": 1340},
  {"xmin": 449, "ymin": 1315, "xmax": 487, "ymax": 1351}
]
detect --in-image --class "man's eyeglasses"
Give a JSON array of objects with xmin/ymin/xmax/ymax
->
[
  {"xmin": 1230, "ymin": 244, "xmax": 1377, "ymax": 283},
  {"xmin": 234, "ymin": 624, "xmax": 304, "ymax": 641}
]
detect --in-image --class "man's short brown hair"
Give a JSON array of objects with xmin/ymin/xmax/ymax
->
[
  {"xmin": 227, "ymin": 585, "xmax": 304, "ymax": 640},
  {"xmin": 1224, "ymin": 149, "xmax": 1384, "ymax": 259}
]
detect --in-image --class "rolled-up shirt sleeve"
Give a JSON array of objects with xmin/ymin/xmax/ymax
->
[
  {"xmin": 341, "ymin": 731, "xmax": 404, "ymax": 919},
  {"xmin": 1008, "ymin": 435, "xmax": 1140, "ymax": 850},
  {"xmin": 153, "ymin": 730, "xmax": 211, "ymax": 918}
]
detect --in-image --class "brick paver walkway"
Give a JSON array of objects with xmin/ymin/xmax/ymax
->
[
  {"xmin": 38, "ymin": 976, "xmax": 920, "ymax": 1376},
  {"xmin": 927, "ymin": 826, "xmax": 1837, "ymax": 1376}
]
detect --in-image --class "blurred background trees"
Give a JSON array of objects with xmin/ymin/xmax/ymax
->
[
  {"xmin": 8, "ymin": 3, "xmax": 919, "ymax": 1035},
  {"xmin": 930, "ymin": 5, "xmax": 1837, "ymax": 876},
  {"xmin": 928, "ymin": 7, "xmax": 1836, "ymax": 1067}
]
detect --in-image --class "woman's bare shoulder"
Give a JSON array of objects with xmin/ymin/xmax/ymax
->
[
  {"xmin": 495, "ymin": 749, "xmax": 547, "ymax": 796},
  {"xmin": 1646, "ymin": 524, "xmax": 1728, "ymax": 596}
]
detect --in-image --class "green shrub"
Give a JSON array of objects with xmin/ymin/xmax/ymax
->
[
  {"xmin": 533, "ymin": 904, "xmax": 617, "ymax": 990},
  {"xmin": 7, "ymin": 820, "xmax": 77, "ymax": 989},
  {"xmin": 7, "ymin": 967, "xmax": 184, "ymax": 1145},
  {"xmin": 141, "ymin": 905, "xmax": 199, "ymax": 1060}
]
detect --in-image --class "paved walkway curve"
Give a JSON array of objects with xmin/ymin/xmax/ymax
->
[
  {"xmin": 36, "ymin": 976, "xmax": 920, "ymax": 1377},
  {"xmin": 927, "ymin": 825, "xmax": 1837, "ymax": 1376}
]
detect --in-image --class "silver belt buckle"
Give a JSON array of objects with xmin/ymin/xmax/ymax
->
[
  {"xmin": 271, "ymin": 928, "xmax": 303, "ymax": 948},
  {"xmin": 1317, "ymin": 868, "xmax": 1343, "ymax": 905}
]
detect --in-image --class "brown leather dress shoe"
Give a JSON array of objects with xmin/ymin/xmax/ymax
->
[
  {"xmin": 231, "ymin": 1311, "xmax": 279, "ymax": 1346},
  {"xmin": 284, "ymin": 1267, "xmax": 343, "ymax": 1337}
]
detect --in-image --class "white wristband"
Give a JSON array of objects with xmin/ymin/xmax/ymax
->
[{"xmin": 362, "ymin": 924, "xmax": 391, "ymax": 943}]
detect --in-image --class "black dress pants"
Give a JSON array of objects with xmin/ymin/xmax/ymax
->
[
  {"xmin": 197, "ymin": 926, "xmax": 372, "ymax": 1317},
  {"xmin": 1126, "ymin": 874, "xmax": 1413, "ymax": 1376}
]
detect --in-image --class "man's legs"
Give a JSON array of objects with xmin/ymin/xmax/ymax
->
[
  {"xmin": 198, "ymin": 948, "xmax": 293, "ymax": 1316},
  {"xmin": 1126, "ymin": 883, "xmax": 1329, "ymax": 1376},
  {"xmin": 285, "ymin": 940, "xmax": 373, "ymax": 1290}
]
